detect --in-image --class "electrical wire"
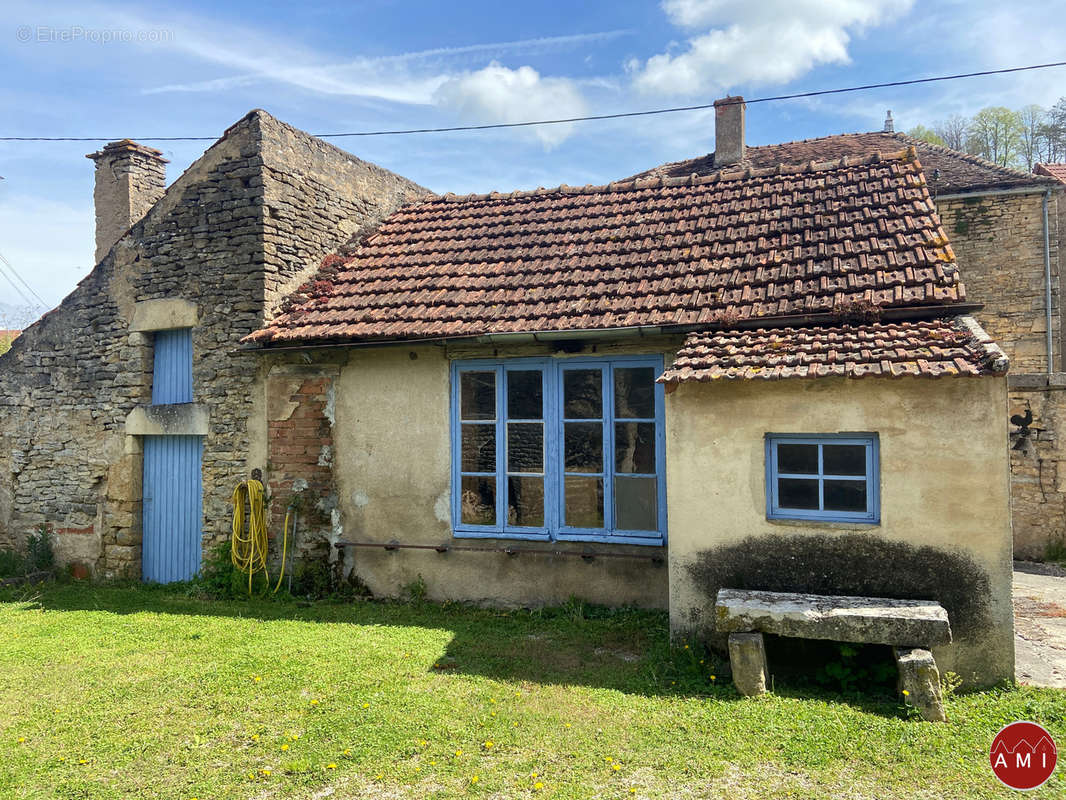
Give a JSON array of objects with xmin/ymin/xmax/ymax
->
[
  {"xmin": 1, "ymin": 60, "xmax": 1063, "ymax": 143},
  {"xmin": 0, "ymin": 251, "xmax": 49, "ymax": 307}
]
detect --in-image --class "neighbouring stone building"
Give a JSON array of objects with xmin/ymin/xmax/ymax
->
[{"xmin": 0, "ymin": 100, "xmax": 1026, "ymax": 684}]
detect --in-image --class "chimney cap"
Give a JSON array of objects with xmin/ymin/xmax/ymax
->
[
  {"xmin": 86, "ymin": 139, "xmax": 168, "ymax": 163},
  {"xmin": 713, "ymin": 95, "xmax": 745, "ymax": 108},
  {"xmin": 883, "ymin": 110, "xmax": 894, "ymax": 133}
]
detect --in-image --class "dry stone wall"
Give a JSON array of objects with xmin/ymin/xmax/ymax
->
[{"xmin": 0, "ymin": 110, "xmax": 428, "ymax": 578}]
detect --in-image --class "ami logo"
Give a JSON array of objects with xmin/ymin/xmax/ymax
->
[{"xmin": 990, "ymin": 721, "xmax": 1058, "ymax": 790}]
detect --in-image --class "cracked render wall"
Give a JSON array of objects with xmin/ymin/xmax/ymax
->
[{"xmin": 0, "ymin": 110, "xmax": 428, "ymax": 577}]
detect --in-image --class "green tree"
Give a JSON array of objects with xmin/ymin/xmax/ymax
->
[
  {"xmin": 966, "ymin": 107, "xmax": 1024, "ymax": 167},
  {"xmin": 906, "ymin": 125, "xmax": 944, "ymax": 146}
]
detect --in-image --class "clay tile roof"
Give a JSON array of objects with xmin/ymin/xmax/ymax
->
[
  {"xmin": 659, "ymin": 315, "xmax": 1008, "ymax": 384},
  {"xmin": 1035, "ymin": 163, "xmax": 1066, "ymax": 183},
  {"xmin": 249, "ymin": 149, "xmax": 969, "ymax": 346},
  {"xmin": 631, "ymin": 132, "xmax": 1059, "ymax": 195}
]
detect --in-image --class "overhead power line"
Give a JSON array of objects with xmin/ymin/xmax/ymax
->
[
  {"xmin": 1, "ymin": 60, "xmax": 1064, "ymax": 143},
  {"xmin": 0, "ymin": 251, "xmax": 48, "ymax": 308}
]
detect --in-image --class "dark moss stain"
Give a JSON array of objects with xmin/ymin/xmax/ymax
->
[{"xmin": 686, "ymin": 533, "xmax": 992, "ymax": 639}]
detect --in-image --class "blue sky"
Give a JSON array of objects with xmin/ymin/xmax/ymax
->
[{"xmin": 1, "ymin": 0, "xmax": 1064, "ymax": 313}]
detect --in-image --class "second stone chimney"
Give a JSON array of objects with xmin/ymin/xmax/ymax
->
[
  {"xmin": 714, "ymin": 96, "xmax": 746, "ymax": 167},
  {"xmin": 86, "ymin": 140, "xmax": 168, "ymax": 263}
]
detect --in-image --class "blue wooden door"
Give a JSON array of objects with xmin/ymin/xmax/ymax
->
[{"xmin": 142, "ymin": 435, "xmax": 203, "ymax": 583}]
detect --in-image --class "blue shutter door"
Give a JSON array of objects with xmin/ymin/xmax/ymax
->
[
  {"xmin": 153, "ymin": 329, "xmax": 193, "ymax": 404},
  {"xmin": 142, "ymin": 435, "xmax": 203, "ymax": 583}
]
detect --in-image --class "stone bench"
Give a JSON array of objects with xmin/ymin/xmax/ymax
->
[{"xmin": 715, "ymin": 588, "xmax": 952, "ymax": 721}]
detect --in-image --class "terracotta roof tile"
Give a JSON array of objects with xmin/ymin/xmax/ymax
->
[
  {"xmin": 1035, "ymin": 163, "xmax": 1066, "ymax": 183},
  {"xmin": 659, "ymin": 316, "xmax": 1008, "ymax": 384},
  {"xmin": 631, "ymin": 132, "xmax": 1059, "ymax": 195},
  {"xmin": 249, "ymin": 149, "xmax": 967, "ymax": 345}
]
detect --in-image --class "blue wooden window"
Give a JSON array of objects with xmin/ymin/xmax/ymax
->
[
  {"xmin": 152, "ymin": 328, "xmax": 193, "ymax": 405},
  {"xmin": 451, "ymin": 356, "xmax": 666, "ymax": 546},
  {"xmin": 765, "ymin": 434, "xmax": 880, "ymax": 523}
]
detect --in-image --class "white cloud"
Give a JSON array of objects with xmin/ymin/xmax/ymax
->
[
  {"xmin": 434, "ymin": 63, "xmax": 588, "ymax": 148},
  {"xmin": 632, "ymin": 0, "xmax": 914, "ymax": 96}
]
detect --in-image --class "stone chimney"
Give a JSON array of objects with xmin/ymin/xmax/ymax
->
[
  {"xmin": 86, "ymin": 140, "xmax": 168, "ymax": 263},
  {"xmin": 883, "ymin": 110, "xmax": 894, "ymax": 133},
  {"xmin": 714, "ymin": 96, "xmax": 746, "ymax": 167}
]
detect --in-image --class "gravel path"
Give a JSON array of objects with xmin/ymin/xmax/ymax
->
[{"xmin": 1013, "ymin": 561, "xmax": 1066, "ymax": 688}]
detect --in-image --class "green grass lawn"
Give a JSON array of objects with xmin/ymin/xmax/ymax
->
[{"xmin": 0, "ymin": 583, "xmax": 1063, "ymax": 799}]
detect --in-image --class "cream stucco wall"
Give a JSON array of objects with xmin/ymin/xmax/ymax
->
[
  {"xmin": 665, "ymin": 375, "xmax": 1014, "ymax": 686},
  {"xmin": 324, "ymin": 339, "xmax": 680, "ymax": 609}
]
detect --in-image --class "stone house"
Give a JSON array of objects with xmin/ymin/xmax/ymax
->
[
  {"xmin": 637, "ymin": 105, "xmax": 1066, "ymax": 561},
  {"xmin": 0, "ymin": 101, "xmax": 1016, "ymax": 684}
]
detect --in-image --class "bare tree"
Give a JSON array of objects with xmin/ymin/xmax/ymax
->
[
  {"xmin": 935, "ymin": 114, "xmax": 969, "ymax": 150},
  {"xmin": 1019, "ymin": 104, "xmax": 1046, "ymax": 171},
  {"xmin": 1044, "ymin": 97, "xmax": 1066, "ymax": 162}
]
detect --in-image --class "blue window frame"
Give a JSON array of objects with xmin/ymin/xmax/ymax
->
[
  {"xmin": 152, "ymin": 328, "xmax": 193, "ymax": 405},
  {"xmin": 451, "ymin": 355, "xmax": 666, "ymax": 546},
  {"xmin": 765, "ymin": 434, "xmax": 879, "ymax": 523}
]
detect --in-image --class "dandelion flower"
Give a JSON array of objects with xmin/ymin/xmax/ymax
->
[
  {"xmin": 455, "ymin": 749, "xmax": 463, "ymax": 757},
  {"xmin": 684, "ymin": 644, "xmax": 689, "ymax": 650},
  {"xmin": 534, "ymin": 782, "xmax": 544, "ymax": 791},
  {"xmin": 310, "ymin": 699, "xmax": 319, "ymax": 706},
  {"xmin": 513, "ymin": 722, "xmax": 519, "ymax": 727},
  {"xmin": 430, "ymin": 760, "xmax": 436, "ymax": 765},
  {"xmin": 490, "ymin": 711, "xmax": 496, "ymax": 717},
  {"xmin": 470, "ymin": 775, "xmax": 479, "ymax": 784},
  {"xmin": 327, "ymin": 763, "xmax": 337, "ymax": 770},
  {"xmin": 420, "ymin": 740, "xmax": 428, "ymax": 747},
  {"xmin": 261, "ymin": 768, "xmax": 272, "ymax": 776},
  {"xmin": 605, "ymin": 757, "xmax": 613, "ymax": 763},
  {"xmin": 375, "ymin": 773, "xmax": 384, "ymax": 780},
  {"xmin": 343, "ymin": 748, "xmax": 351, "ymax": 756},
  {"xmin": 247, "ymin": 772, "xmax": 255, "ymax": 780},
  {"xmin": 78, "ymin": 759, "xmax": 88, "ymax": 765},
  {"xmin": 531, "ymin": 771, "xmax": 538, "ymax": 778},
  {"xmin": 251, "ymin": 734, "xmax": 259, "ymax": 742},
  {"xmin": 362, "ymin": 703, "xmax": 370, "ymax": 709},
  {"xmin": 710, "ymin": 675, "xmax": 716, "ymax": 681},
  {"xmin": 564, "ymin": 723, "xmax": 571, "ymax": 729},
  {"xmin": 17, "ymin": 737, "xmax": 25, "ymax": 743},
  {"xmin": 613, "ymin": 764, "xmax": 621, "ymax": 772},
  {"xmin": 902, "ymin": 689, "xmax": 910, "ymax": 696},
  {"xmin": 281, "ymin": 744, "xmax": 289, "ymax": 751},
  {"xmin": 253, "ymin": 675, "xmax": 261, "ymax": 683},
  {"xmin": 630, "ymin": 789, "xmax": 638, "ymax": 794},
  {"xmin": 483, "ymin": 741, "xmax": 494, "ymax": 749}
]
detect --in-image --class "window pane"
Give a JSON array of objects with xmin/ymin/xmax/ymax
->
[
  {"xmin": 564, "ymin": 476, "xmax": 604, "ymax": 528},
  {"xmin": 460, "ymin": 371, "xmax": 496, "ymax": 420},
  {"xmin": 460, "ymin": 476, "xmax": 496, "ymax": 525},
  {"xmin": 461, "ymin": 424, "xmax": 495, "ymax": 472},
  {"xmin": 823, "ymin": 444, "xmax": 867, "ymax": 476},
  {"xmin": 507, "ymin": 370, "xmax": 543, "ymax": 420},
  {"xmin": 564, "ymin": 422, "xmax": 603, "ymax": 472},
  {"xmin": 507, "ymin": 422, "xmax": 543, "ymax": 473},
  {"xmin": 563, "ymin": 369, "xmax": 602, "ymax": 419},
  {"xmin": 507, "ymin": 476, "xmax": 544, "ymax": 527},
  {"xmin": 824, "ymin": 479, "xmax": 868, "ymax": 512},
  {"xmin": 777, "ymin": 443, "xmax": 818, "ymax": 474},
  {"xmin": 778, "ymin": 478, "xmax": 819, "ymax": 509},
  {"xmin": 614, "ymin": 367, "xmax": 655, "ymax": 418},
  {"xmin": 615, "ymin": 422, "xmax": 656, "ymax": 474},
  {"xmin": 615, "ymin": 475, "xmax": 657, "ymax": 531}
]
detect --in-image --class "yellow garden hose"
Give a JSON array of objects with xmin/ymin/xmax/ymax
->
[{"xmin": 230, "ymin": 478, "xmax": 292, "ymax": 595}]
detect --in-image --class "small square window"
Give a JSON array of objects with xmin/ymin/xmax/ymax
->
[{"xmin": 766, "ymin": 434, "xmax": 879, "ymax": 523}]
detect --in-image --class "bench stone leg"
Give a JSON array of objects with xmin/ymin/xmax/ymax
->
[
  {"xmin": 894, "ymin": 647, "xmax": 946, "ymax": 722},
  {"xmin": 728, "ymin": 632, "xmax": 769, "ymax": 696}
]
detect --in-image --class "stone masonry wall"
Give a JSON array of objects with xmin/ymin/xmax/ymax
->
[
  {"xmin": 935, "ymin": 191, "xmax": 1061, "ymax": 373},
  {"xmin": 0, "ymin": 109, "xmax": 428, "ymax": 578},
  {"xmin": 1009, "ymin": 375, "xmax": 1066, "ymax": 560}
]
